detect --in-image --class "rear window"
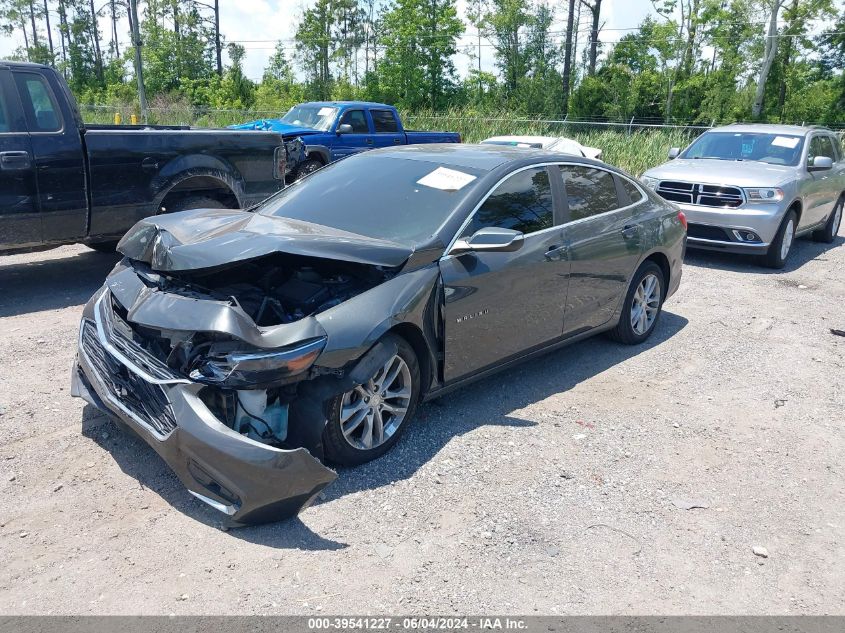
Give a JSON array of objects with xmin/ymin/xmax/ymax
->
[
  {"xmin": 13, "ymin": 72, "xmax": 62, "ymax": 132},
  {"xmin": 372, "ymin": 110, "xmax": 399, "ymax": 133}
]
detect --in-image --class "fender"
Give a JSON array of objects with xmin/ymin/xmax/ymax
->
[
  {"xmin": 304, "ymin": 144, "xmax": 332, "ymax": 165},
  {"xmin": 152, "ymin": 165, "xmax": 246, "ymax": 213}
]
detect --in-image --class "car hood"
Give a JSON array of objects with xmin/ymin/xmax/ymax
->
[
  {"xmin": 229, "ymin": 119, "xmax": 322, "ymax": 137},
  {"xmin": 116, "ymin": 208, "xmax": 414, "ymax": 272},
  {"xmin": 644, "ymin": 159, "xmax": 794, "ymax": 187}
]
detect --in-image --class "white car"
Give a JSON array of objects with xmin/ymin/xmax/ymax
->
[{"xmin": 480, "ymin": 135, "xmax": 603, "ymax": 160}]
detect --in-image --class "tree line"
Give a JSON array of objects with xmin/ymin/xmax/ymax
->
[{"xmin": 1, "ymin": 0, "xmax": 843, "ymax": 124}]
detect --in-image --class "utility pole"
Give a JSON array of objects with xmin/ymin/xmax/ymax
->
[{"xmin": 129, "ymin": 0, "xmax": 148, "ymax": 122}]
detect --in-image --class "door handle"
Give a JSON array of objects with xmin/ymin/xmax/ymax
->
[
  {"xmin": 393, "ymin": 137, "xmax": 402, "ymax": 144},
  {"xmin": 621, "ymin": 224, "xmax": 639, "ymax": 239},
  {"xmin": 544, "ymin": 244, "xmax": 567, "ymax": 260},
  {"xmin": 141, "ymin": 157, "xmax": 160, "ymax": 172},
  {"xmin": 366, "ymin": 138, "xmax": 373, "ymax": 145},
  {"xmin": 0, "ymin": 151, "xmax": 31, "ymax": 171}
]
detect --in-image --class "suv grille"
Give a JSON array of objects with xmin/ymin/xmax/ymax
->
[
  {"xmin": 80, "ymin": 319, "xmax": 178, "ymax": 437},
  {"xmin": 686, "ymin": 224, "xmax": 733, "ymax": 241},
  {"xmin": 657, "ymin": 181, "xmax": 744, "ymax": 208}
]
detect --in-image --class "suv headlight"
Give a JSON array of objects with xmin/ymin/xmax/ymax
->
[
  {"xmin": 189, "ymin": 337, "xmax": 327, "ymax": 388},
  {"xmin": 641, "ymin": 176, "xmax": 659, "ymax": 190},
  {"xmin": 744, "ymin": 187, "xmax": 784, "ymax": 202}
]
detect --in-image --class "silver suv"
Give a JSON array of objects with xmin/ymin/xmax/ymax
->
[{"xmin": 641, "ymin": 124, "xmax": 845, "ymax": 268}]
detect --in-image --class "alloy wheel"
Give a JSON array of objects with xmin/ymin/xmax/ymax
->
[
  {"xmin": 780, "ymin": 219, "xmax": 795, "ymax": 261},
  {"xmin": 630, "ymin": 273, "xmax": 661, "ymax": 336},
  {"xmin": 339, "ymin": 354, "xmax": 412, "ymax": 450},
  {"xmin": 833, "ymin": 203, "xmax": 843, "ymax": 237}
]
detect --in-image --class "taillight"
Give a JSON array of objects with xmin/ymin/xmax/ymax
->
[
  {"xmin": 274, "ymin": 146, "xmax": 286, "ymax": 181},
  {"xmin": 677, "ymin": 211, "xmax": 688, "ymax": 230}
]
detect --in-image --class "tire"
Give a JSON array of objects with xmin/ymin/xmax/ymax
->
[
  {"xmin": 293, "ymin": 158, "xmax": 323, "ymax": 181},
  {"xmin": 162, "ymin": 195, "xmax": 227, "ymax": 214},
  {"xmin": 812, "ymin": 196, "xmax": 843, "ymax": 243},
  {"xmin": 87, "ymin": 240, "xmax": 119, "ymax": 253},
  {"xmin": 762, "ymin": 209, "xmax": 797, "ymax": 269},
  {"xmin": 608, "ymin": 261, "xmax": 665, "ymax": 345},
  {"xmin": 323, "ymin": 333, "xmax": 421, "ymax": 467}
]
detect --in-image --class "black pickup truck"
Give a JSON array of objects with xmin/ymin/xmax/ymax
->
[{"xmin": 0, "ymin": 61, "xmax": 300, "ymax": 253}]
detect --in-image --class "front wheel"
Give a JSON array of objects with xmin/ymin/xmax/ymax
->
[
  {"xmin": 608, "ymin": 261, "xmax": 665, "ymax": 345},
  {"xmin": 762, "ymin": 210, "xmax": 797, "ymax": 269},
  {"xmin": 323, "ymin": 334, "xmax": 420, "ymax": 466}
]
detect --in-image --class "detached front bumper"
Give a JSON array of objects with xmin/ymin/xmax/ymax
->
[
  {"xmin": 676, "ymin": 201, "xmax": 784, "ymax": 255},
  {"xmin": 71, "ymin": 292, "xmax": 337, "ymax": 526}
]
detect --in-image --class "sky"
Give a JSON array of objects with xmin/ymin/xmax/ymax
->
[{"xmin": 0, "ymin": 0, "xmax": 656, "ymax": 82}]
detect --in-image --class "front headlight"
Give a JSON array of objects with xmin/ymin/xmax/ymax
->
[
  {"xmin": 641, "ymin": 176, "xmax": 659, "ymax": 190},
  {"xmin": 189, "ymin": 337, "xmax": 327, "ymax": 388},
  {"xmin": 744, "ymin": 187, "xmax": 784, "ymax": 202}
]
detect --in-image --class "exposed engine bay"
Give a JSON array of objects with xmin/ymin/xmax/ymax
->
[{"xmin": 140, "ymin": 253, "xmax": 396, "ymax": 327}]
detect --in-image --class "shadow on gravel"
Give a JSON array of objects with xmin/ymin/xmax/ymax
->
[
  {"xmin": 0, "ymin": 249, "xmax": 120, "ymax": 318},
  {"xmin": 80, "ymin": 311, "xmax": 687, "ymax": 549},
  {"xmin": 685, "ymin": 234, "xmax": 844, "ymax": 273}
]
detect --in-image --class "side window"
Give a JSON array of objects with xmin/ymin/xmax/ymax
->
[
  {"xmin": 807, "ymin": 135, "xmax": 835, "ymax": 166},
  {"xmin": 462, "ymin": 167, "xmax": 553, "ymax": 237},
  {"xmin": 620, "ymin": 176, "xmax": 645, "ymax": 205},
  {"xmin": 339, "ymin": 109, "xmax": 368, "ymax": 134},
  {"xmin": 13, "ymin": 72, "xmax": 62, "ymax": 132},
  {"xmin": 561, "ymin": 166, "xmax": 620, "ymax": 221},
  {"xmin": 0, "ymin": 86, "xmax": 10, "ymax": 132},
  {"xmin": 372, "ymin": 110, "xmax": 399, "ymax": 133}
]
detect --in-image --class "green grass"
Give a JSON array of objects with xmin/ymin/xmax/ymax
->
[{"xmin": 79, "ymin": 105, "xmax": 700, "ymax": 176}]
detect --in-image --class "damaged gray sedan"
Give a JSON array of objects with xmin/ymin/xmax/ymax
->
[{"xmin": 72, "ymin": 144, "xmax": 685, "ymax": 525}]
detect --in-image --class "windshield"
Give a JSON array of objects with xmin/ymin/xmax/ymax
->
[
  {"xmin": 280, "ymin": 105, "xmax": 338, "ymax": 131},
  {"xmin": 257, "ymin": 155, "xmax": 486, "ymax": 244},
  {"xmin": 682, "ymin": 131, "xmax": 804, "ymax": 166}
]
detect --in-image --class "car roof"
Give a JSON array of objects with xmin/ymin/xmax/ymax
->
[
  {"xmin": 364, "ymin": 143, "xmax": 604, "ymax": 172},
  {"xmin": 300, "ymin": 101, "xmax": 395, "ymax": 109},
  {"xmin": 712, "ymin": 123, "xmax": 826, "ymax": 136},
  {"xmin": 0, "ymin": 60, "xmax": 52, "ymax": 70}
]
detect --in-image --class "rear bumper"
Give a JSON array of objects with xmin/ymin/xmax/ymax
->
[{"xmin": 71, "ymin": 293, "xmax": 337, "ymax": 526}]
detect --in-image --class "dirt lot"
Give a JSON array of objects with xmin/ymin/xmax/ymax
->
[{"xmin": 0, "ymin": 235, "xmax": 843, "ymax": 615}]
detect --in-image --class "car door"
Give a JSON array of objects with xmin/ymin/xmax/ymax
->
[
  {"xmin": 440, "ymin": 165, "xmax": 570, "ymax": 382},
  {"xmin": 803, "ymin": 134, "xmax": 839, "ymax": 229},
  {"xmin": 558, "ymin": 164, "xmax": 644, "ymax": 335},
  {"xmin": 332, "ymin": 109, "xmax": 372, "ymax": 159},
  {"xmin": 12, "ymin": 70, "xmax": 87, "ymax": 243},
  {"xmin": 369, "ymin": 109, "xmax": 404, "ymax": 149},
  {"xmin": 0, "ymin": 68, "xmax": 40, "ymax": 249}
]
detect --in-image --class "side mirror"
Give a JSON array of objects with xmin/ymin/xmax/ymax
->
[
  {"xmin": 337, "ymin": 123, "xmax": 353, "ymax": 135},
  {"xmin": 809, "ymin": 156, "xmax": 833, "ymax": 172},
  {"xmin": 667, "ymin": 147, "xmax": 680, "ymax": 160},
  {"xmin": 450, "ymin": 227, "xmax": 524, "ymax": 255}
]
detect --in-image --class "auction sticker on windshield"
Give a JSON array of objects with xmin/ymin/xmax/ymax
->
[
  {"xmin": 417, "ymin": 167, "xmax": 477, "ymax": 191},
  {"xmin": 772, "ymin": 136, "xmax": 800, "ymax": 149}
]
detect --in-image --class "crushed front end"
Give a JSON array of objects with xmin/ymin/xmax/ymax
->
[{"xmin": 71, "ymin": 246, "xmax": 405, "ymax": 525}]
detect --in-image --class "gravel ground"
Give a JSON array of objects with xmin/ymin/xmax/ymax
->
[{"xmin": 0, "ymin": 234, "xmax": 843, "ymax": 615}]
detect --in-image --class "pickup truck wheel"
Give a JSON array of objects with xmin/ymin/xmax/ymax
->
[
  {"xmin": 607, "ymin": 261, "xmax": 665, "ymax": 345},
  {"xmin": 294, "ymin": 159, "xmax": 323, "ymax": 181},
  {"xmin": 762, "ymin": 210, "xmax": 797, "ymax": 269},
  {"xmin": 87, "ymin": 241, "xmax": 119, "ymax": 253},
  {"xmin": 812, "ymin": 197, "xmax": 843, "ymax": 243},
  {"xmin": 163, "ymin": 195, "xmax": 227, "ymax": 214},
  {"xmin": 323, "ymin": 334, "xmax": 420, "ymax": 467}
]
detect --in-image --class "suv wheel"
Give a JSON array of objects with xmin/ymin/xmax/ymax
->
[
  {"xmin": 812, "ymin": 197, "xmax": 843, "ymax": 244},
  {"xmin": 323, "ymin": 334, "xmax": 420, "ymax": 466},
  {"xmin": 762, "ymin": 210, "xmax": 797, "ymax": 269}
]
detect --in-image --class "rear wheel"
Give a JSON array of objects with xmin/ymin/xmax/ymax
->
[
  {"xmin": 812, "ymin": 197, "xmax": 843, "ymax": 243},
  {"xmin": 162, "ymin": 195, "xmax": 227, "ymax": 214},
  {"xmin": 323, "ymin": 334, "xmax": 420, "ymax": 466},
  {"xmin": 608, "ymin": 261, "xmax": 665, "ymax": 345},
  {"xmin": 762, "ymin": 209, "xmax": 797, "ymax": 269}
]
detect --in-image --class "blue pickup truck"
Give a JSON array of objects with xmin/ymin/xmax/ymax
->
[{"xmin": 232, "ymin": 101, "xmax": 461, "ymax": 180}]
